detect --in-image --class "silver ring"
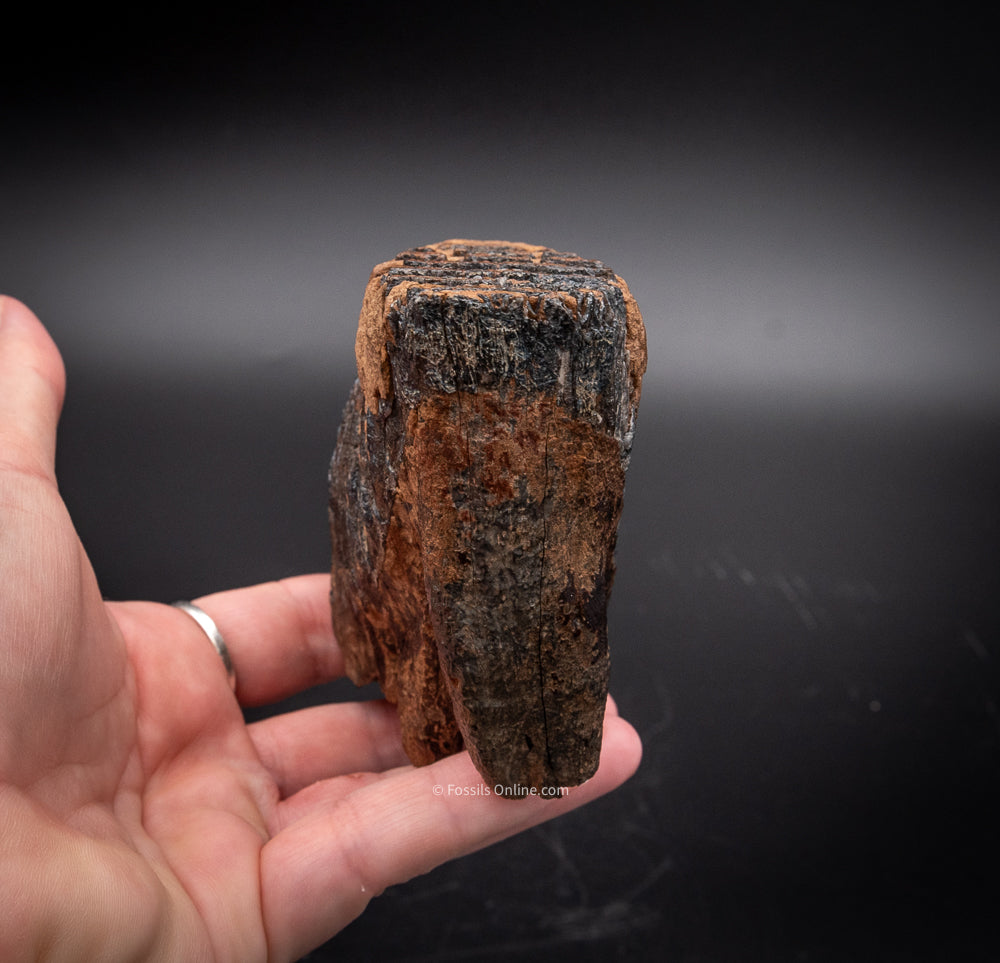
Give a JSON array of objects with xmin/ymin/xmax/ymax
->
[{"xmin": 172, "ymin": 601, "xmax": 237, "ymax": 692}]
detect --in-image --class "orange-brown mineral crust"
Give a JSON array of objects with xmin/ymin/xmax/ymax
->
[{"xmin": 328, "ymin": 240, "xmax": 646, "ymax": 791}]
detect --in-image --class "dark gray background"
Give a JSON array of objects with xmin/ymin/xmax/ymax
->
[{"xmin": 3, "ymin": 3, "xmax": 998, "ymax": 959}]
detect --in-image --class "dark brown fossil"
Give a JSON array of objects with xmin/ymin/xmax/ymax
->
[{"xmin": 329, "ymin": 240, "xmax": 646, "ymax": 791}]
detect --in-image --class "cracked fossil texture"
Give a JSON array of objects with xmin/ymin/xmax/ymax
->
[{"xmin": 328, "ymin": 240, "xmax": 646, "ymax": 790}]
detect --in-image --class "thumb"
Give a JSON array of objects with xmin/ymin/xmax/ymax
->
[{"xmin": 0, "ymin": 297, "xmax": 67, "ymax": 480}]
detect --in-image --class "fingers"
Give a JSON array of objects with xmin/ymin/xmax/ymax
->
[
  {"xmin": 255, "ymin": 694, "xmax": 624, "ymax": 803},
  {"xmin": 249, "ymin": 700, "xmax": 408, "ymax": 798},
  {"xmin": 191, "ymin": 574, "xmax": 344, "ymax": 705},
  {"xmin": 260, "ymin": 703, "xmax": 643, "ymax": 962},
  {"xmin": 0, "ymin": 297, "xmax": 66, "ymax": 480}
]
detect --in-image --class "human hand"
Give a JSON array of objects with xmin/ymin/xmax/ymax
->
[{"xmin": 0, "ymin": 297, "xmax": 643, "ymax": 962}]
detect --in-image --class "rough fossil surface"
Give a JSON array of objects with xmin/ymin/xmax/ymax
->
[{"xmin": 329, "ymin": 240, "xmax": 646, "ymax": 790}]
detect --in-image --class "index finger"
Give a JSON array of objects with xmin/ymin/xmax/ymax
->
[{"xmin": 193, "ymin": 573, "xmax": 344, "ymax": 706}]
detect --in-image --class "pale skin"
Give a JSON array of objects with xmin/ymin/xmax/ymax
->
[{"xmin": 0, "ymin": 296, "xmax": 643, "ymax": 962}]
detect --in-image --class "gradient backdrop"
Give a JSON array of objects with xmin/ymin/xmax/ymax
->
[{"xmin": 3, "ymin": 4, "xmax": 999, "ymax": 960}]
